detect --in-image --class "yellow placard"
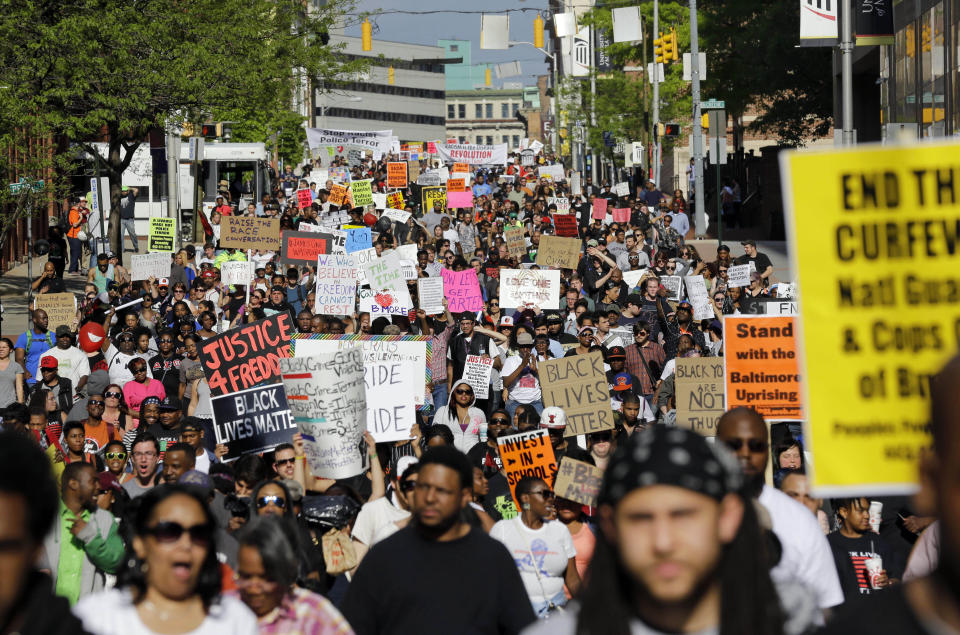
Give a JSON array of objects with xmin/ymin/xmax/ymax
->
[
  {"xmin": 782, "ymin": 141, "xmax": 960, "ymax": 496},
  {"xmin": 148, "ymin": 217, "xmax": 176, "ymax": 253}
]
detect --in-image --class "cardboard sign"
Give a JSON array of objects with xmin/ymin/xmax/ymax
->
[
  {"xmin": 684, "ymin": 275, "xmax": 714, "ymax": 321},
  {"xmin": 723, "ymin": 316, "xmax": 802, "ymax": 420},
  {"xmin": 553, "ymin": 214, "xmax": 579, "ymax": 238},
  {"xmin": 220, "ymin": 261, "xmax": 254, "ymax": 287},
  {"xmin": 463, "ymin": 354, "xmax": 493, "ymax": 399},
  {"xmin": 446, "ymin": 190, "xmax": 473, "ymax": 209},
  {"xmin": 345, "ymin": 227, "xmax": 371, "ymax": 254},
  {"xmin": 497, "ymin": 429, "xmax": 558, "ymax": 507},
  {"xmin": 279, "ymin": 350, "xmax": 366, "ymax": 479},
  {"xmin": 499, "ymin": 269, "xmax": 561, "ymax": 309},
  {"xmin": 421, "ymin": 186, "xmax": 446, "ymax": 213},
  {"xmin": 198, "ymin": 313, "xmax": 293, "ymax": 396},
  {"xmin": 350, "ymin": 179, "xmax": 373, "ymax": 207},
  {"xmin": 297, "ymin": 188, "xmax": 313, "ymax": 209},
  {"xmin": 210, "ymin": 385, "xmax": 296, "ymax": 462},
  {"xmin": 675, "ymin": 358, "xmax": 725, "ymax": 436},
  {"xmin": 35, "ymin": 293, "xmax": 77, "ymax": 330},
  {"xmin": 314, "ymin": 253, "xmax": 357, "ymax": 315},
  {"xmin": 363, "ymin": 251, "xmax": 405, "ymax": 292},
  {"xmin": 148, "ymin": 217, "xmax": 176, "ymax": 252},
  {"xmin": 386, "ymin": 192, "xmax": 405, "ymax": 210},
  {"xmin": 130, "ymin": 253, "xmax": 171, "ymax": 281},
  {"xmin": 386, "ymin": 162, "xmax": 408, "ymax": 188},
  {"xmin": 554, "ymin": 457, "xmax": 603, "ymax": 507},
  {"xmin": 612, "ymin": 208, "xmax": 630, "ymax": 223},
  {"xmin": 358, "ymin": 286, "xmax": 413, "ymax": 316},
  {"xmin": 221, "ymin": 217, "xmax": 281, "ymax": 250},
  {"xmin": 365, "ymin": 361, "xmax": 417, "ymax": 442},
  {"xmin": 662, "ymin": 275, "xmax": 683, "ymax": 301},
  {"xmin": 540, "ymin": 352, "xmax": 614, "ymax": 436},
  {"xmin": 407, "ymin": 161, "xmax": 420, "ymax": 182},
  {"xmin": 417, "ymin": 277, "xmax": 445, "ymax": 314},
  {"xmin": 727, "ymin": 264, "xmax": 751, "ymax": 288},
  {"xmin": 292, "ymin": 334, "xmax": 431, "ymax": 408},
  {"xmin": 280, "ymin": 231, "xmax": 332, "ymax": 265},
  {"xmin": 536, "ymin": 236, "xmax": 581, "ymax": 269},
  {"xmin": 592, "ymin": 198, "xmax": 608, "ymax": 220},
  {"xmin": 328, "ymin": 184, "xmax": 347, "ymax": 207},
  {"xmin": 505, "ymin": 227, "xmax": 527, "ymax": 261},
  {"xmin": 538, "ymin": 164, "xmax": 565, "ymax": 181},
  {"xmin": 440, "ymin": 267, "xmax": 484, "ymax": 312}
]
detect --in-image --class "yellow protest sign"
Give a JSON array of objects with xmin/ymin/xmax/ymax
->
[
  {"xmin": 148, "ymin": 217, "xmax": 176, "ymax": 252},
  {"xmin": 421, "ymin": 186, "xmax": 446, "ymax": 213},
  {"xmin": 782, "ymin": 141, "xmax": 960, "ymax": 495},
  {"xmin": 386, "ymin": 191, "xmax": 404, "ymax": 210},
  {"xmin": 350, "ymin": 179, "xmax": 373, "ymax": 207}
]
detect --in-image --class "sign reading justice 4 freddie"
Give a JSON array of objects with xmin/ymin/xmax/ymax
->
[
  {"xmin": 198, "ymin": 313, "xmax": 293, "ymax": 396},
  {"xmin": 781, "ymin": 141, "xmax": 960, "ymax": 494}
]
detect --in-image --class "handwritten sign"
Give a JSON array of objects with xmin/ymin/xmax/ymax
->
[
  {"xmin": 676, "ymin": 359, "xmax": 725, "ymax": 436},
  {"xmin": 220, "ymin": 261, "xmax": 254, "ymax": 287},
  {"xmin": 35, "ymin": 293, "xmax": 76, "ymax": 330},
  {"xmin": 592, "ymin": 197, "xmax": 608, "ymax": 220},
  {"xmin": 221, "ymin": 217, "xmax": 281, "ymax": 250},
  {"xmin": 505, "ymin": 227, "xmax": 527, "ymax": 261},
  {"xmin": 553, "ymin": 214, "xmax": 579, "ymax": 238},
  {"xmin": 314, "ymin": 253, "xmax": 356, "ymax": 315},
  {"xmin": 417, "ymin": 277, "xmax": 444, "ymax": 314},
  {"xmin": 727, "ymin": 264, "xmax": 751, "ymax": 288},
  {"xmin": 297, "ymin": 188, "xmax": 313, "ymax": 209},
  {"xmin": 538, "ymin": 164, "xmax": 565, "ymax": 181},
  {"xmin": 499, "ymin": 269, "xmax": 561, "ymax": 309},
  {"xmin": 446, "ymin": 190, "xmax": 473, "ymax": 209},
  {"xmin": 613, "ymin": 182, "xmax": 630, "ymax": 197},
  {"xmin": 547, "ymin": 197, "xmax": 570, "ymax": 212},
  {"xmin": 281, "ymin": 230, "xmax": 331, "ymax": 266},
  {"xmin": 386, "ymin": 162, "xmax": 408, "ymax": 188},
  {"xmin": 612, "ymin": 208, "xmax": 630, "ymax": 223},
  {"xmin": 463, "ymin": 355, "xmax": 493, "ymax": 399},
  {"xmin": 365, "ymin": 362, "xmax": 417, "ymax": 442},
  {"xmin": 662, "ymin": 275, "xmax": 683, "ymax": 302},
  {"xmin": 328, "ymin": 184, "xmax": 347, "ymax": 207},
  {"xmin": 440, "ymin": 267, "xmax": 484, "ymax": 313},
  {"xmin": 385, "ymin": 192, "xmax": 405, "ymax": 210},
  {"xmin": 279, "ymin": 350, "xmax": 366, "ymax": 479},
  {"xmin": 350, "ymin": 179, "xmax": 373, "ymax": 207},
  {"xmin": 363, "ymin": 251, "xmax": 405, "ymax": 292},
  {"xmin": 358, "ymin": 286, "xmax": 413, "ymax": 316},
  {"xmin": 421, "ymin": 186, "xmax": 446, "ymax": 212},
  {"xmin": 198, "ymin": 313, "xmax": 293, "ymax": 396},
  {"xmin": 540, "ymin": 352, "xmax": 614, "ymax": 436},
  {"xmin": 536, "ymin": 236, "xmax": 581, "ymax": 269},
  {"xmin": 497, "ymin": 429, "xmax": 558, "ymax": 507},
  {"xmin": 723, "ymin": 316, "xmax": 802, "ymax": 420},
  {"xmin": 131, "ymin": 253, "xmax": 171, "ymax": 281},
  {"xmin": 210, "ymin": 385, "xmax": 296, "ymax": 462},
  {"xmin": 554, "ymin": 457, "xmax": 603, "ymax": 507},
  {"xmin": 148, "ymin": 218, "xmax": 176, "ymax": 252},
  {"xmin": 684, "ymin": 275, "xmax": 713, "ymax": 321},
  {"xmin": 345, "ymin": 227, "xmax": 371, "ymax": 254}
]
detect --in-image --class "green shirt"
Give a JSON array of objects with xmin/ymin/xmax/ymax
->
[{"xmin": 55, "ymin": 501, "xmax": 90, "ymax": 605}]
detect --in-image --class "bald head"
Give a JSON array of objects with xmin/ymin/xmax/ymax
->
[
  {"xmin": 32, "ymin": 310, "xmax": 48, "ymax": 332},
  {"xmin": 717, "ymin": 407, "xmax": 767, "ymax": 440},
  {"xmin": 716, "ymin": 407, "xmax": 769, "ymax": 491}
]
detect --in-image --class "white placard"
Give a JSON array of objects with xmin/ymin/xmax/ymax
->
[
  {"xmin": 372, "ymin": 192, "xmax": 387, "ymax": 209},
  {"xmin": 314, "ymin": 253, "xmax": 357, "ymax": 315},
  {"xmin": 662, "ymin": 275, "xmax": 683, "ymax": 302},
  {"xmin": 358, "ymin": 286, "xmax": 413, "ymax": 316},
  {"xmin": 383, "ymin": 209, "xmax": 411, "ymax": 223},
  {"xmin": 621, "ymin": 268, "xmax": 648, "ymax": 290},
  {"xmin": 614, "ymin": 182, "xmax": 630, "ymax": 197},
  {"xmin": 547, "ymin": 196, "xmax": 570, "ymax": 212},
  {"xmin": 130, "ymin": 253, "xmax": 171, "ymax": 281},
  {"xmin": 684, "ymin": 275, "xmax": 713, "ymax": 321},
  {"xmin": 417, "ymin": 172, "xmax": 442, "ymax": 187},
  {"xmin": 463, "ymin": 354, "xmax": 493, "ymax": 399},
  {"xmin": 350, "ymin": 247, "xmax": 378, "ymax": 286},
  {"xmin": 727, "ymin": 264, "xmax": 751, "ymax": 288},
  {"xmin": 365, "ymin": 361, "xmax": 417, "ymax": 442},
  {"xmin": 418, "ymin": 277, "xmax": 445, "ymax": 314},
  {"xmin": 220, "ymin": 261, "xmax": 254, "ymax": 286},
  {"xmin": 362, "ymin": 251, "xmax": 405, "ymax": 292},
  {"xmin": 499, "ymin": 269, "xmax": 561, "ymax": 309},
  {"xmin": 538, "ymin": 164, "xmax": 565, "ymax": 181}
]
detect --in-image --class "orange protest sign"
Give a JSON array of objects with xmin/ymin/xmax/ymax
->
[
  {"xmin": 386, "ymin": 162, "xmax": 407, "ymax": 188},
  {"xmin": 497, "ymin": 429, "xmax": 558, "ymax": 508},
  {"xmin": 328, "ymin": 184, "xmax": 347, "ymax": 206},
  {"xmin": 446, "ymin": 178, "xmax": 466, "ymax": 192},
  {"xmin": 723, "ymin": 316, "xmax": 802, "ymax": 420},
  {"xmin": 452, "ymin": 162, "xmax": 469, "ymax": 173}
]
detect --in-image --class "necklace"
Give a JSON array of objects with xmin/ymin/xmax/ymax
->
[{"xmin": 141, "ymin": 600, "xmax": 172, "ymax": 621}]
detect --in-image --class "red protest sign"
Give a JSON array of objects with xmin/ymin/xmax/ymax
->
[
  {"xmin": 426, "ymin": 141, "xmax": 438, "ymax": 154},
  {"xmin": 280, "ymin": 231, "xmax": 332, "ymax": 265},
  {"xmin": 592, "ymin": 198, "xmax": 608, "ymax": 220},
  {"xmin": 386, "ymin": 162, "xmax": 407, "ymax": 188},
  {"xmin": 553, "ymin": 214, "xmax": 579, "ymax": 237},
  {"xmin": 296, "ymin": 188, "xmax": 312, "ymax": 210},
  {"xmin": 612, "ymin": 207, "xmax": 630, "ymax": 223},
  {"xmin": 198, "ymin": 313, "xmax": 294, "ymax": 396}
]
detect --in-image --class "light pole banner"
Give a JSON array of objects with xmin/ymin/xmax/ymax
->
[
  {"xmin": 799, "ymin": 0, "xmax": 838, "ymax": 47},
  {"xmin": 305, "ymin": 128, "xmax": 393, "ymax": 154}
]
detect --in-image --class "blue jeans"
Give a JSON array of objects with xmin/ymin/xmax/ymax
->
[
  {"xmin": 505, "ymin": 398, "xmax": 543, "ymax": 420},
  {"xmin": 67, "ymin": 236, "xmax": 82, "ymax": 273},
  {"xmin": 429, "ymin": 383, "xmax": 449, "ymax": 424},
  {"xmin": 121, "ymin": 218, "xmax": 139, "ymax": 251},
  {"xmin": 531, "ymin": 591, "xmax": 568, "ymax": 619}
]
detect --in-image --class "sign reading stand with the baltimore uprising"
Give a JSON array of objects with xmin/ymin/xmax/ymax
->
[{"xmin": 781, "ymin": 140, "xmax": 960, "ymax": 496}]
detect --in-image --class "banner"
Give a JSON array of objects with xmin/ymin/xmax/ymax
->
[
  {"xmin": 314, "ymin": 253, "xmax": 356, "ymax": 315},
  {"xmin": 554, "ymin": 457, "xmax": 603, "ymax": 507},
  {"xmin": 799, "ymin": 0, "xmax": 838, "ymax": 46},
  {"xmin": 499, "ymin": 269, "xmax": 561, "ymax": 309},
  {"xmin": 855, "ymin": 0, "xmax": 893, "ymax": 45},
  {"xmin": 35, "ymin": 293, "xmax": 76, "ymax": 331},
  {"xmin": 553, "ymin": 214, "xmax": 579, "ymax": 238},
  {"xmin": 540, "ymin": 352, "xmax": 614, "ymax": 436},
  {"xmin": 130, "ymin": 253, "xmax": 170, "ymax": 281},
  {"xmin": 221, "ymin": 217, "xmax": 281, "ymax": 250},
  {"xmin": 440, "ymin": 267, "xmax": 484, "ymax": 312},
  {"xmin": 279, "ymin": 350, "xmax": 367, "ymax": 479},
  {"xmin": 497, "ymin": 429, "xmax": 558, "ymax": 506},
  {"xmin": 504, "ymin": 227, "xmax": 527, "ymax": 261},
  {"xmin": 221, "ymin": 261, "xmax": 254, "ymax": 287},
  {"xmin": 536, "ymin": 236, "xmax": 581, "ymax": 269},
  {"xmin": 210, "ymin": 385, "xmax": 296, "ymax": 462},
  {"xmin": 723, "ymin": 316, "xmax": 802, "ymax": 420},
  {"xmin": 435, "ymin": 142, "xmax": 509, "ymax": 166},
  {"xmin": 675, "ymin": 359, "xmax": 725, "ymax": 436},
  {"xmin": 421, "ymin": 186, "xmax": 446, "ymax": 213},
  {"xmin": 198, "ymin": 313, "xmax": 293, "ymax": 396},
  {"xmin": 781, "ymin": 140, "xmax": 960, "ymax": 494},
  {"xmin": 740, "ymin": 297, "xmax": 799, "ymax": 316},
  {"xmin": 417, "ymin": 277, "xmax": 445, "ymax": 314},
  {"xmin": 148, "ymin": 218, "xmax": 176, "ymax": 252},
  {"xmin": 463, "ymin": 354, "xmax": 493, "ymax": 399},
  {"xmin": 281, "ymin": 230, "xmax": 332, "ymax": 266},
  {"xmin": 306, "ymin": 127, "xmax": 393, "ymax": 154}
]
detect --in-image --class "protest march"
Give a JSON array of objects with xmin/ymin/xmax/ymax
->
[{"xmin": 4, "ymin": 132, "xmax": 960, "ymax": 635}]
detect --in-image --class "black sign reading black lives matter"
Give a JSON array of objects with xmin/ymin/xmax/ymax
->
[{"xmin": 211, "ymin": 384, "xmax": 296, "ymax": 462}]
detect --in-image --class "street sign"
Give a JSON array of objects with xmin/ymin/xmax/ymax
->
[
  {"xmin": 8, "ymin": 178, "xmax": 44, "ymax": 194},
  {"xmin": 701, "ymin": 99, "xmax": 725, "ymax": 110}
]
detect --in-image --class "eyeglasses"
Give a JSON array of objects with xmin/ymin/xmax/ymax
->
[
  {"xmin": 399, "ymin": 479, "xmax": 417, "ymax": 492},
  {"xmin": 144, "ymin": 521, "xmax": 213, "ymax": 547},
  {"xmin": 454, "ymin": 388, "xmax": 473, "ymax": 396},
  {"xmin": 256, "ymin": 495, "xmax": 286, "ymax": 509},
  {"xmin": 722, "ymin": 438, "xmax": 769, "ymax": 453},
  {"xmin": 159, "ymin": 339, "xmax": 174, "ymax": 344},
  {"xmin": 88, "ymin": 400, "xmax": 105, "ymax": 407},
  {"xmin": 105, "ymin": 452, "xmax": 127, "ymax": 460},
  {"xmin": 133, "ymin": 451, "xmax": 157, "ymax": 458},
  {"xmin": 274, "ymin": 457, "xmax": 295, "ymax": 467},
  {"xmin": 635, "ymin": 330, "xmax": 649, "ymax": 336},
  {"xmin": 531, "ymin": 489, "xmax": 555, "ymax": 500},
  {"xmin": 590, "ymin": 431, "xmax": 613, "ymax": 443},
  {"xmin": 96, "ymin": 489, "xmax": 112, "ymax": 497},
  {"xmin": 490, "ymin": 418, "xmax": 510, "ymax": 425},
  {"xmin": 105, "ymin": 391, "xmax": 121, "ymax": 399}
]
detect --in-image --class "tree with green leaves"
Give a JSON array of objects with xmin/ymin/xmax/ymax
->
[{"xmin": 0, "ymin": 0, "xmax": 366, "ymax": 253}]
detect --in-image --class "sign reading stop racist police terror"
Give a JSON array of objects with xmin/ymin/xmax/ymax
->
[
  {"xmin": 497, "ymin": 429, "xmax": 558, "ymax": 507},
  {"xmin": 782, "ymin": 140, "xmax": 960, "ymax": 495},
  {"xmin": 723, "ymin": 316, "xmax": 802, "ymax": 420},
  {"xmin": 198, "ymin": 313, "xmax": 293, "ymax": 396},
  {"xmin": 539, "ymin": 351, "xmax": 614, "ymax": 436}
]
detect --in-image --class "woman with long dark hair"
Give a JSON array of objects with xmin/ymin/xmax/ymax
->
[{"xmin": 74, "ymin": 484, "xmax": 257, "ymax": 634}]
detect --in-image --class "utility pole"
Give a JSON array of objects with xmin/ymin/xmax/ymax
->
[
  {"xmin": 689, "ymin": 0, "xmax": 705, "ymax": 235},
  {"xmin": 165, "ymin": 127, "xmax": 180, "ymax": 250},
  {"xmin": 652, "ymin": 0, "xmax": 661, "ymax": 187},
  {"xmin": 589, "ymin": 27, "xmax": 599, "ymax": 184},
  {"xmin": 840, "ymin": 0, "xmax": 854, "ymax": 145}
]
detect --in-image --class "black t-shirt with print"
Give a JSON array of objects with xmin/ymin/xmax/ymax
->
[
  {"xmin": 827, "ymin": 531, "xmax": 901, "ymax": 602},
  {"xmin": 820, "ymin": 585, "xmax": 930, "ymax": 635}
]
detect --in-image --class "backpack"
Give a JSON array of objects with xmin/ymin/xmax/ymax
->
[{"xmin": 25, "ymin": 330, "xmax": 54, "ymax": 357}]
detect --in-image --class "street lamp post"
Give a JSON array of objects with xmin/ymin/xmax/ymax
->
[{"xmin": 508, "ymin": 41, "xmax": 560, "ymax": 154}]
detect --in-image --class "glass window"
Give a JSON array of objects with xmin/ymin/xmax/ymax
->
[
  {"xmin": 448, "ymin": 104, "xmax": 455, "ymax": 119},
  {"xmin": 450, "ymin": 44, "xmax": 459, "ymax": 52},
  {"xmin": 486, "ymin": 135, "xmax": 494, "ymax": 145},
  {"xmin": 485, "ymin": 103, "xmax": 493, "ymax": 118},
  {"xmin": 475, "ymin": 104, "xmax": 483, "ymax": 118},
  {"xmin": 458, "ymin": 104, "xmax": 465, "ymax": 118},
  {"xmin": 513, "ymin": 135, "xmax": 520, "ymax": 147},
  {"xmin": 475, "ymin": 136, "xmax": 483, "ymax": 144},
  {"xmin": 501, "ymin": 103, "xmax": 509, "ymax": 117},
  {"xmin": 513, "ymin": 103, "xmax": 520, "ymax": 116}
]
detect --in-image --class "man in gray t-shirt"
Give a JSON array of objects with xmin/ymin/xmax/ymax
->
[{"xmin": 118, "ymin": 185, "xmax": 139, "ymax": 252}]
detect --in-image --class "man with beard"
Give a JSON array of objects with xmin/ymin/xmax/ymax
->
[
  {"xmin": 342, "ymin": 447, "xmax": 535, "ymax": 634},
  {"xmin": 41, "ymin": 462, "xmax": 124, "ymax": 604},
  {"xmin": 717, "ymin": 407, "xmax": 843, "ymax": 618}
]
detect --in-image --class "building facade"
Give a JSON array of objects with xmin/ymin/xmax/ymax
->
[
  {"xmin": 445, "ymin": 88, "xmax": 542, "ymax": 148},
  {"xmin": 314, "ymin": 36, "xmax": 446, "ymax": 143},
  {"xmin": 437, "ymin": 39, "xmax": 479, "ymax": 91}
]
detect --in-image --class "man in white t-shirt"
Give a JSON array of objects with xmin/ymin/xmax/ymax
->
[
  {"xmin": 501, "ymin": 331, "xmax": 543, "ymax": 419},
  {"xmin": 106, "ymin": 332, "xmax": 153, "ymax": 386},
  {"xmin": 350, "ymin": 456, "xmax": 418, "ymax": 569},
  {"xmin": 39, "ymin": 326, "xmax": 90, "ymax": 395},
  {"xmin": 717, "ymin": 407, "xmax": 844, "ymax": 617}
]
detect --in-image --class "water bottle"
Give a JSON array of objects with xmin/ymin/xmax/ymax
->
[{"xmin": 479, "ymin": 421, "xmax": 488, "ymax": 443}]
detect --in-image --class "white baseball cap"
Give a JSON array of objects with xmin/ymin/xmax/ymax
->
[{"xmin": 540, "ymin": 407, "xmax": 567, "ymax": 430}]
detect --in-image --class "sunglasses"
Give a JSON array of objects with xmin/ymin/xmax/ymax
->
[
  {"xmin": 144, "ymin": 521, "xmax": 213, "ymax": 547},
  {"xmin": 105, "ymin": 391, "xmax": 121, "ymax": 398},
  {"xmin": 132, "ymin": 367, "xmax": 147, "ymax": 373},
  {"xmin": 635, "ymin": 330, "xmax": 649, "ymax": 336},
  {"xmin": 591, "ymin": 431, "xmax": 613, "ymax": 443},
  {"xmin": 159, "ymin": 339, "xmax": 174, "ymax": 344},
  {"xmin": 105, "ymin": 452, "xmax": 127, "ymax": 460},
  {"xmin": 256, "ymin": 495, "xmax": 286, "ymax": 509},
  {"xmin": 97, "ymin": 489, "xmax": 112, "ymax": 497},
  {"xmin": 490, "ymin": 418, "xmax": 510, "ymax": 425},
  {"xmin": 454, "ymin": 388, "xmax": 473, "ymax": 396},
  {"xmin": 88, "ymin": 400, "xmax": 105, "ymax": 407},
  {"xmin": 531, "ymin": 489, "xmax": 555, "ymax": 500},
  {"xmin": 723, "ymin": 438, "xmax": 769, "ymax": 453},
  {"xmin": 274, "ymin": 457, "xmax": 295, "ymax": 467}
]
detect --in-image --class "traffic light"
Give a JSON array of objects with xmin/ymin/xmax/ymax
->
[
  {"xmin": 701, "ymin": 113, "xmax": 709, "ymax": 129},
  {"xmin": 654, "ymin": 32, "xmax": 665, "ymax": 63},
  {"xmin": 664, "ymin": 27, "xmax": 680, "ymax": 62},
  {"xmin": 663, "ymin": 123, "xmax": 680, "ymax": 137},
  {"xmin": 361, "ymin": 19, "xmax": 372, "ymax": 51},
  {"xmin": 388, "ymin": 66, "xmax": 395, "ymax": 85},
  {"xmin": 534, "ymin": 13, "xmax": 544, "ymax": 49},
  {"xmin": 485, "ymin": 67, "xmax": 492, "ymax": 86},
  {"xmin": 200, "ymin": 123, "xmax": 223, "ymax": 137}
]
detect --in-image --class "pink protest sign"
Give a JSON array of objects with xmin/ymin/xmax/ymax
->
[
  {"xmin": 440, "ymin": 268, "xmax": 484, "ymax": 312},
  {"xmin": 612, "ymin": 208, "xmax": 630, "ymax": 223},
  {"xmin": 447, "ymin": 190, "xmax": 474, "ymax": 209},
  {"xmin": 297, "ymin": 188, "xmax": 312, "ymax": 210},
  {"xmin": 427, "ymin": 141, "xmax": 438, "ymax": 154},
  {"xmin": 592, "ymin": 198, "xmax": 608, "ymax": 220}
]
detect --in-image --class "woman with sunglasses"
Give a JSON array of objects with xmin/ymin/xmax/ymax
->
[
  {"xmin": 101, "ymin": 384, "xmax": 130, "ymax": 433},
  {"xmin": 228, "ymin": 291, "xmax": 263, "ymax": 330},
  {"xmin": 74, "ymin": 484, "xmax": 258, "ymax": 634},
  {"xmin": 103, "ymin": 439, "xmax": 134, "ymax": 484},
  {"xmin": 491, "ymin": 475, "xmax": 580, "ymax": 618},
  {"xmin": 123, "ymin": 358, "xmax": 166, "ymax": 426},
  {"xmin": 431, "ymin": 380, "xmax": 486, "ymax": 453}
]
